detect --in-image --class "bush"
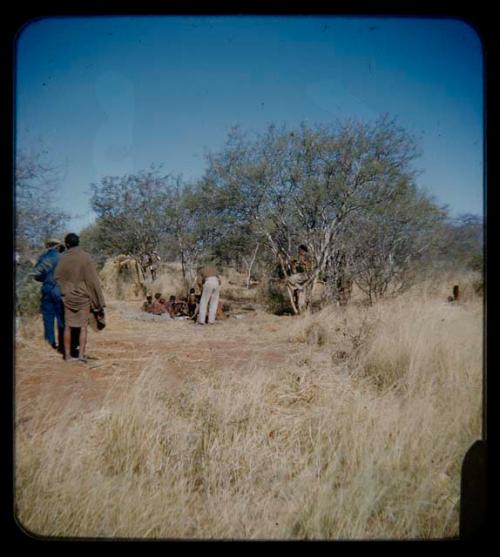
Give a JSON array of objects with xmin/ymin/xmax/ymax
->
[
  {"xmin": 467, "ymin": 253, "xmax": 483, "ymax": 273},
  {"xmin": 258, "ymin": 279, "xmax": 292, "ymax": 315},
  {"xmin": 16, "ymin": 264, "xmax": 41, "ymax": 317}
]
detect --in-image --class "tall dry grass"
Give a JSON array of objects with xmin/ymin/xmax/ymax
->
[
  {"xmin": 99, "ymin": 258, "xmax": 258, "ymax": 303},
  {"xmin": 15, "ymin": 272, "xmax": 483, "ymax": 540}
]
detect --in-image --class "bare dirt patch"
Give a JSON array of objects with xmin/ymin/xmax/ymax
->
[{"xmin": 15, "ymin": 301, "xmax": 300, "ymax": 437}]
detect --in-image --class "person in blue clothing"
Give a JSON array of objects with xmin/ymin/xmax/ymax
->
[{"xmin": 33, "ymin": 238, "xmax": 66, "ymax": 353}]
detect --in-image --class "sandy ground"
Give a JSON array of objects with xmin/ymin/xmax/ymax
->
[{"xmin": 15, "ymin": 300, "xmax": 301, "ymax": 436}]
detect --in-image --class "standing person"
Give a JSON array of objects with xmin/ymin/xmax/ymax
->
[
  {"xmin": 187, "ymin": 288, "xmax": 198, "ymax": 318},
  {"xmin": 33, "ymin": 238, "xmax": 66, "ymax": 353},
  {"xmin": 150, "ymin": 252, "xmax": 161, "ymax": 281},
  {"xmin": 196, "ymin": 263, "xmax": 221, "ymax": 325},
  {"xmin": 287, "ymin": 244, "xmax": 312, "ymax": 313},
  {"xmin": 54, "ymin": 233, "xmax": 106, "ymax": 363}
]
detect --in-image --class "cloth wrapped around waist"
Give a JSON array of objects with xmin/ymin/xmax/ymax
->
[
  {"xmin": 287, "ymin": 272, "xmax": 308, "ymax": 288},
  {"xmin": 61, "ymin": 282, "xmax": 93, "ymax": 311}
]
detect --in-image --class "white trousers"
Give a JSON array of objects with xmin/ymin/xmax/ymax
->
[{"xmin": 198, "ymin": 277, "xmax": 220, "ymax": 324}]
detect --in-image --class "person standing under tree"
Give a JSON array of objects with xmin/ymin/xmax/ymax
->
[
  {"xmin": 54, "ymin": 233, "xmax": 106, "ymax": 363},
  {"xmin": 287, "ymin": 244, "xmax": 313, "ymax": 313},
  {"xmin": 196, "ymin": 263, "xmax": 221, "ymax": 325},
  {"xmin": 150, "ymin": 252, "xmax": 161, "ymax": 281},
  {"xmin": 187, "ymin": 288, "xmax": 198, "ymax": 318},
  {"xmin": 32, "ymin": 238, "xmax": 66, "ymax": 353}
]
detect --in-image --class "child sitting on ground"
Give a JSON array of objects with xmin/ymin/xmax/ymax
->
[
  {"xmin": 174, "ymin": 299, "xmax": 189, "ymax": 317},
  {"xmin": 164, "ymin": 295, "xmax": 177, "ymax": 317}
]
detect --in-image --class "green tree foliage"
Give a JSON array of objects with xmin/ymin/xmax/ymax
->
[
  {"xmin": 79, "ymin": 221, "xmax": 109, "ymax": 269},
  {"xmin": 35, "ymin": 117, "xmax": 478, "ymax": 313},
  {"xmin": 348, "ymin": 189, "xmax": 447, "ymax": 303},
  {"xmin": 15, "ymin": 148, "xmax": 70, "ymax": 317},
  {"xmin": 89, "ymin": 169, "xmax": 221, "ymax": 293},
  {"xmin": 437, "ymin": 214, "xmax": 484, "ymax": 272},
  {"xmin": 165, "ymin": 181, "xmax": 222, "ymax": 291},
  {"xmin": 203, "ymin": 116, "xmax": 443, "ymax": 310},
  {"xmin": 89, "ymin": 167, "xmax": 173, "ymax": 258},
  {"xmin": 15, "ymin": 149, "xmax": 69, "ymax": 253}
]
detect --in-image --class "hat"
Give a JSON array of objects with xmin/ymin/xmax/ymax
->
[{"xmin": 45, "ymin": 238, "xmax": 62, "ymax": 248}]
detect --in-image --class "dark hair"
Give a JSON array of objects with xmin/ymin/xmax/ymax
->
[
  {"xmin": 57, "ymin": 244, "xmax": 66, "ymax": 253},
  {"xmin": 298, "ymin": 244, "xmax": 308, "ymax": 252},
  {"xmin": 169, "ymin": 295, "xmax": 176, "ymax": 301},
  {"xmin": 154, "ymin": 292, "xmax": 162, "ymax": 299},
  {"xmin": 65, "ymin": 233, "xmax": 79, "ymax": 248},
  {"xmin": 189, "ymin": 288, "xmax": 195, "ymax": 293}
]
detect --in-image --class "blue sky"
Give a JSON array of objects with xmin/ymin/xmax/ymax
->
[{"xmin": 15, "ymin": 15, "xmax": 484, "ymax": 233}]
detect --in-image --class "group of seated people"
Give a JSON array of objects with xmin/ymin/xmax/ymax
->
[{"xmin": 142, "ymin": 288, "xmax": 199, "ymax": 319}]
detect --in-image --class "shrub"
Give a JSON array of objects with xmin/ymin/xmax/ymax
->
[
  {"xmin": 16, "ymin": 264, "xmax": 41, "ymax": 317},
  {"xmin": 258, "ymin": 280, "xmax": 292, "ymax": 315}
]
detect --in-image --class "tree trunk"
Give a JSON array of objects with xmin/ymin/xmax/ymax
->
[
  {"xmin": 245, "ymin": 242, "xmax": 260, "ymax": 289},
  {"xmin": 286, "ymin": 283, "xmax": 299, "ymax": 315},
  {"xmin": 323, "ymin": 250, "xmax": 352, "ymax": 307},
  {"xmin": 180, "ymin": 249, "xmax": 189, "ymax": 294}
]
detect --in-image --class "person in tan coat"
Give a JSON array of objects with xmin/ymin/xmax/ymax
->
[{"xmin": 54, "ymin": 233, "xmax": 106, "ymax": 362}]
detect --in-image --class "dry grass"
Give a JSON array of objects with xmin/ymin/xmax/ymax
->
[
  {"xmin": 99, "ymin": 258, "xmax": 258, "ymax": 303},
  {"xmin": 14, "ymin": 269, "xmax": 483, "ymax": 540},
  {"xmin": 100, "ymin": 258, "xmax": 188, "ymax": 301}
]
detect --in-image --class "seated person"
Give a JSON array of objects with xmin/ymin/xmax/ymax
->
[
  {"xmin": 216, "ymin": 300, "xmax": 227, "ymax": 321},
  {"xmin": 142, "ymin": 294, "xmax": 154, "ymax": 313},
  {"xmin": 189, "ymin": 294, "xmax": 201, "ymax": 320},
  {"xmin": 174, "ymin": 300, "xmax": 190, "ymax": 317},
  {"xmin": 164, "ymin": 295, "xmax": 177, "ymax": 317},
  {"xmin": 151, "ymin": 292, "xmax": 166, "ymax": 315}
]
